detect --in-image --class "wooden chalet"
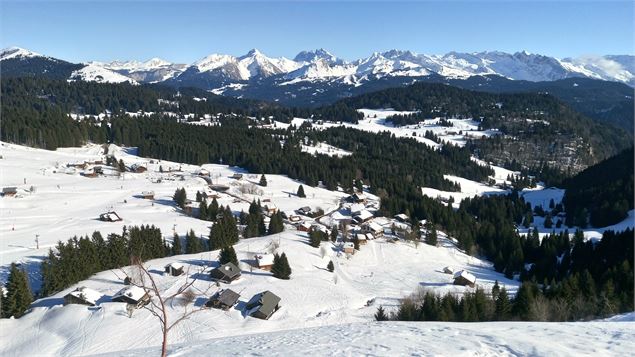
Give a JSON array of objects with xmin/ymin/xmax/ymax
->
[
  {"xmin": 206, "ymin": 289, "xmax": 240, "ymax": 310},
  {"xmin": 246, "ymin": 291, "xmax": 281, "ymax": 320},
  {"xmin": 164, "ymin": 262, "xmax": 184, "ymax": 276},
  {"xmin": 210, "ymin": 262, "xmax": 241, "ymax": 284},
  {"xmin": 453, "ymin": 270, "xmax": 476, "ymax": 288},
  {"xmin": 63, "ymin": 286, "xmax": 103, "ymax": 307},
  {"xmin": 99, "ymin": 211, "xmax": 122, "ymax": 222},
  {"xmin": 2, "ymin": 187, "xmax": 18, "ymax": 197},
  {"xmin": 254, "ymin": 253, "xmax": 275, "ymax": 271},
  {"xmin": 297, "ymin": 221, "xmax": 312, "ymax": 232},
  {"xmin": 111, "ymin": 286, "xmax": 151, "ymax": 308},
  {"xmin": 140, "ymin": 191, "xmax": 155, "ymax": 200}
]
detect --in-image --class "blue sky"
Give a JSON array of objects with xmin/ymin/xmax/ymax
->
[{"xmin": 1, "ymin": 1, "xmax": 633, "ymax": 63}]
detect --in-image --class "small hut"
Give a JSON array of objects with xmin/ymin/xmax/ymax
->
[
  {"xmin": 63, "ymin": 286, "xmax": 103, "ymax": 306},
  {"xmin": 111, "ymin": 286, "xmax": 150, "ymax": 308},
  {"xmin": 164, "ymin": 262, "xmax": 184, "ymax": 276},
  {"xmin": 254, "ymin": 253, "xmax": 275, "ymax": 271},
  {"xmin": 206, "ymin": 289, "xmax": 240, "ymax": 310},
  {"xmin": 246, "ymin": 291, "xmax": 281, "ymax": 320},
  {"xmin": 2, "ymin": 187, "xmax": 18, "ymax": 197},
  {"xmin": 141, "ymin": 191, "xmax": 155, "ymax": 200},
  {"xmin": 453, "ymin": 270, "xmax": 476, "ymax": 288},
  {"xmin": 342, "ymin": 242, "xmax": 355, "ymax": 254},
  {"xmin": 210, "ymin": 263, "xmax": 241, "ymax": 284}
]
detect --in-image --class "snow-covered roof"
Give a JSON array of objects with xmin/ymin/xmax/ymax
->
[
  {"xmin": 365, "ymin": 233, "xmax": 374, "ymax": 240},
  {"xmin": 165, "ymin": 262, "xmax": 183, "ymax": 270},
  {"xmin": 365, "ymin": 222, "xmax": 382, "ymax": 232},
  {"xmin": 255, "ymin": 253, "xmax": 274, "ymax": 266},
  {"xmin": 113, "ymin": 286, "xmax": 147, "ymax": 302},
  {"xmin": 394, "ymin": 213, "xmax": 409, "ymax": 221},
  {"xmin": 67, "ymin": 286, "xmax": 103, "ymax": 305},
  {"xmin": 350, "ymin": 203, "xmax": 365, "ymax": 214},
  {"xmin": 356, "ymin": 233, "xmax": 367, "ymax": 241},
  {"xmin": 343, "ymin": 242, "xmax": 355, "ymax": 249},
  {"xmin": 141, "ymin": 191, "xmax": 154, "ymax": 195},
  {"xmin": 354, "ymin": 210, "xmax": 373, "ymax": 221},
  {"xmin": 453, "ymin": 270, "xmax": 476, "ymax": 284}
]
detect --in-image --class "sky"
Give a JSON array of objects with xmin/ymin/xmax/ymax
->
[{"xmin": 1, "ymin": 1, "xmax": 633, "ymax": 63}]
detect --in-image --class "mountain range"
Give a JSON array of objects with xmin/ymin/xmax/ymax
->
[{"xmin": 2, "ymin": 46, "xmax": 633, "ymax": 87}]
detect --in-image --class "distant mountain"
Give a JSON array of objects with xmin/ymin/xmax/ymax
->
[
  {"xmin": 88, "ymin": 58, "xmax": 188, "ymax": 83},
  {"xmin": 0, "ymin": 47, "xmax": 83, "ymax": 80}
]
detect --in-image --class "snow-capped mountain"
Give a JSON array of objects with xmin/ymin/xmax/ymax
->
[
  {"xmin": 2, "ymin": 46, "xmax": 633, "ymax": 88},
  {"xmin": 69, "ymin": 64, "xmax": 138, "ymax": 84}
]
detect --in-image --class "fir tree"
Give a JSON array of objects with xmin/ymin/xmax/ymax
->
[
  {"xmin": 1, "ymin": 263, "xmax": 33, "ymax": 318},
  {"xmin": 309, "ymin": 230, "xmax": 322, "ymax": 248},
  {"xmin": 327, "ymin": 260, "xmax": 334, "ymax": 272},
  {"xmin": 185, "ymin": 229, "xmax": 202, "ymax": 254},
  {"xmin": 271, "ymin": 252, "xmax": 291, "ymax": 280},
  {"xmin": 297, "ymin": 185, "xmax": 306, "ymax": 198},
  {"xmin": 375, "ymin": 305, "xmax": 388, "ymax": 321},
  {"xmin": 118, "ymin": 159, "xmax": 126, "ymax": 172},
  {"xmin": 425, "ymin": 222, "xmax": 438, "ymax": 246},
  {"xmin": 218, "ymin": 245, "xmax": 239, "ymax": 266},
  {"xmin": 495, "ymin": 287, "xmax": 511, "ymax": 320},
  {"xmin": 330, "ymin": 226, "xmax": 338, "ymax": 242},
  {"xmin": 268, "ymin": 211, "xmax": 284, "ymax": 235},
  {"xmin": 259, "ymin": 174, "xmax": 268, "ymax": 187},
  {"xmin": 172, "ymin": 232, "xmax": 182, "ymax": 255}
]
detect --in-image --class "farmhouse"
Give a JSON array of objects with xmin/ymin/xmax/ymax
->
[
  {"xmin": 111, "ymin": 286, "xmax": 151, "ymax": 308},
  {"xmin": 164, "ymin": 262, "xmax": 184, "ymax": 276},
  {"xmin": 353, "ymin": 209, "xmax": 374, "ymax": 223},
  {"xmin": 297, "ymin": 221, "xmax": 312, "ymax": 232},
  {"xmin": 2, "ymin": 187, "xmax": 18, "ymax": 197},
  {"xmin": 210, "ymin": 263, "xmax": 242, "ymax": 284},
  {"xmin": 453, "ymin": 270, "xmax": 476, "ymax": 288},
  {"xmin": 254, "ymin": 253, "xmax": 275, "ymax": 270},
  {"xmin": 246, "ymin": 291, "xmax": 281, "ymax": 320},
  {"xmin": 342, "ymin": 242, "xmax": 355, "ymax": 254},
  {"xmin": 206, "ymin": 289, "xmax": 240, "ymax": 310},
  {"xmin": 140, "ymin": 191, "xmax": 155, "ymax": 200},
  {"xmin": 99, "ymin": 211, "xmax": 122, "ymax": 222},
  {"xmin": 63, "ymin": 286, "xmax": 103, "ymax": 307}
]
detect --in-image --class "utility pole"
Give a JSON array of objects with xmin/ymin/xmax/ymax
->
[{"xmin": 35, "ymin": 234, "xmax": 40, "ymax": 249}]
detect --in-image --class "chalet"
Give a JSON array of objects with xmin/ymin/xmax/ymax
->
[
  {"xmin": 164, "ymin": 262, "xmax": 184, "ymax": 276},
  {"xmin": 246, "ymin": 291, "xmax": 281, "ymax": 320},
  {"xmin": 130, "ymin": 164, "xmax": 147, "ymax": 173},
  {"xmin": 296, "ymin": 206, "xmax": 312, "ymax": 215},
  {"xmin": 198, "ymin": 169, "xmax": 210, "ymax": 177},
  {"xmin": 443, "ymin": 266, "xmax": 455, "ymax": 275},
  {"xmin": 288, "ymin": 215, "xmax": 302, "ymax": 223},
  {"xmin": 453, "ymin": 270, "xmax": 476, "ymax": 288},
  {"xmin": 230, "ymin": 173, "xmax": 243, "ymax": 180},
  {"xmin": 210, "ymin": 263, "xmax": 241, "ymax": 284},
  {"xmin": 297, "ymin": 221, "xmax": 312, "ymax": 232},
  {"xmin": 2, "ymin": 187, "xmax": 18, "ymax": 197},
  {"xmin": 342, "ymin": 242, "xmax": 355, "ymax": 254},
  {"xmin": 394, "ymin": 213, "xmax": 409, "ymax": 223},
  {"xmin": 63, "ymin": 286, "xmax": 103, "ymax": 307},
  {"xmin": 263, "ymin": 203, "xmax": 278, "ymax": 215},
  {"xmin": 141, "ymin": 191, "xmax": 155, "ymax": 200},
  {"xmin": 350, "ymin": 192, "xmax": 367, "ymax": 203},
  {"xmin": 311, "ymin": 223, "xmax": 329, "ymax": 235},
  {"xmin": 99, "ymin": 211, "xmax": 122, "ymax": 222},
  {"xmin": 353, "ymin": 210, "xmax": 374, "ymax": 224},
  {"xmin": 111, "ymin": 286, "xmax": 151, "ymax": 308},
  {"xmin": 363, "ymin": 222, "xmax": 383, "ymax": 237},
  {"xmin": 356, "ymin": 233, "xmax": 368, "ymax": 245},
  {"xmin": 81, "ymin": 170, "xmax": 99, "ymax": 178},
  {"xmin": 365, "ymin": 233, "xmax": 374, "ymax": 241},
  {"xmin": 349, "ymin": 203, "xmax": 365, "ymax": 216},
  {"xmin": 254, "ymin": 253, "xmax": 275, "ymax": 271},
  {"xmin": 206, "ymin": 289, "xmax": 240, "ymax": 310},
  {"xmin": 210, "ymin": 184, "xmax": 230, "ymax": 192}
]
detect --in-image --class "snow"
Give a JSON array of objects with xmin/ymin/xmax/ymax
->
[
  {"xmin": 67, "ymin": 286, "xmax": 103, "ymax": 305},
  {"xmin": 70, "ymin": 64, "xmax": 138, "ymax": 84},
  {"xmin": 301, "ymin": 142, "xmax": 351, "ymax": 158},
  {"xmin": 112, "ymin": 286, "xmax": 147, "ymax": 302},
  {"xmin": 0, "ymin": 46, "xmax": 43, "ymax": 60},
  {"xmin": 103, "ymin": 319, "xmax": 635, "ymax": 357},
  {"xmin": 255, "ymin": 253, "xmax": 274, "ymax": 266}
]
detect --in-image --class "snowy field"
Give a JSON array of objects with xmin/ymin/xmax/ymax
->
[{"xmin": 103, "ymin": 317, "xmax": 635, "ymax": 357}]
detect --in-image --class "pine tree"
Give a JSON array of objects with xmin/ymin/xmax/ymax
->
[
  {"xmin": 495, "ymin": 287, "xmax": 511, "ymax": 320},
  {"xmin": 544, "ymin": 214, "xmax": 553, "ymax": 229},
  {"xmin": 271, "ymin": 252, "xmax": 291, "ymax": 280},
  {"xmin": 330, "ymin": 226, "xmax": 338, "ymax": 242},
  {"xmin": 425, "ymin": 222, "xmax": 438, "ymax": 246},
  {"xmin": 327, "ymin": 260, "xmax": 334, "ymax": 272},
  {"xmin": 268, "ymin": 211, "xmax": 284, "ymax": 235},
  {"xmin": 118, "ymin": 159, "xmax": 126, "ymax": 172},
  {"xmin": 375, "ymin": 305, "xmax": 388, "ymax": 321},
  {"xmin": 185, "ymin": 229, "xmax": 202, "ymax": 254},
  {"xmin": 309, "ymin": 230, "xmax": 322, "ymax": 248},
  {"xmin": 1, "ymin": 263, "xmax": 33, "ymax": 318},
  {"xmin": 173, "ymin": 187, "xmax": 187, "ymax": 209},
  {"xmin": 297, "ymin": 185, "xmax": 306, "ymax": 198},
  {"xmin": 218, "ymin": 245, "xmax": 239, "ymax": 266},
  {"xmin": 172, "ymin": 232, "xmax": 182, "ymax": 255},
  {"xmin": 259, "ymin": 174, "xmax": 267, "ymax": 187}
]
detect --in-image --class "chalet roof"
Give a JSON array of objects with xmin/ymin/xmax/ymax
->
[
  {"xmin": 211, "ymin": 289, "xmax": 240, "ymax": 306},
  {"xmin": 211, "ymin": 263, "xmax": 241, "ymax": 280},
  {"xmin": 394, "ymin": 213, "xmax": 409, "ymax": 221},
  {"xmin": 164, "ymin": 262, "xmax": 184, "ymax": 270},
  {"xmin": 356, "ymin": 233, "xmax": 367, "ymax": 241},
  {"xmin": 141, "ymin": 191, "xmax": 154, "ymax": 196},
  {"xmin": 246, "ymin": 290, "xmax": 281, "ymax": 316},
  {"xmin": 112, "ymin": 286, "xmax": 147, "ymax": 303},
  {"xmin": 299, "ymin": 206, "xmax": 311, "ymax": 212},
  {"xmin": 352, "ymin": 192, "xmax": 367, "ymax": 199},
  {"xmin": 365, "ymin": 222, "xmax": 383, "ymax": 233},
  {"xmin": 353, "ymin": 210, "xmax": 373, "ymax": 221},
  {"xmin": 255, "ymin": 253, "xmax": 274, "ymax": 266},
  {"xmin": 2, "ymin": 187, "xmax": 17, "ymax": 193},
  {"xmin": 453, "ymin": 270, "xmax": 476, "ymax": 284},
  {"xmin": 343, "ymin": 242, "xmax": 355, "ymax": 249},
  {"xmin": 365, "ymin": 233, "xmax": 374, "ymax": 240},
  {"xmin": 66, "ymin": 286, "xmax": 103, "ymax": 305},
  {"xmin": 349, "ymin": 203, "xmax": 365, "ymax": 215}
]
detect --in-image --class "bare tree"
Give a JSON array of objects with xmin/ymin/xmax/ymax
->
[{"xmin": 117, "ymin": 257, "xmax": 214, "ymax": 357}]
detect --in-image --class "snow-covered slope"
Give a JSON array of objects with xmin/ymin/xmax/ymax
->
[
  {"xmin": 89, "ymin": 58, "xmax": 188, "ymax": 82},
  {"xmin": 70, "ymin": 64, "xmax": 138, "ymax": 84},
  {"xmin": 0, "ymin": 46, "xmax": 44, "ymax": 60},
  {"xmin": 194, "ymin": 49, "xmax": 301, "ymax": 81}
]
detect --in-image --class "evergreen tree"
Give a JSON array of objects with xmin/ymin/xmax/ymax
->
[
  {"xmin": 330, "ymin": 226, "xmax": 338, "ymax": 242},
  {"xmin": 425, "ymin": 222, "xmax": 438, "ymax": 246},
  {"xmin": 118, "ymin": 159, "xmax": 126, "ymax": 172},
  {"xmin": 309, "ymin": 229, "xmax": 322, "ymax": 248},
  {"xmin": 1, "ymin": 263, "xmax": 33, "ymax": 318},
  {"xmin": 297, "ymin": 185, "xmax": 306, "ymax": 198},
  {"xmin": 199, "ymin": 200, "xmax": 208, "ymax": 220},
  {"xmin": 544, "ymin": 214, "xmax": 553, "ymax": 229},
  {"xmin": 271, "ymin": 252, "xmax": 291, "ymax": 279},
  {"xmin": 173, "ymin": 188, "xmax": 187, "ymax": 209},
  {"xmin": 268, "ymin": 211, "xmax": 284, "ymax": 235},
  {"xmin": 218, "ymin": 245, "xmax": 239, "ymax": 266},
  {"xmin": 259, "ymin": 174, "xmax": 267, "ymax": 187},
  {"xmin": 172, "ymin": 232, "xmax": 182, "ymax": 255},
  {"xmin": 327, "ymin": 260, "xmax": 334, "ymax": 272},
  {"xmin": 495, "ymin": 287, "xmax": 511, "ymax": 320},
  {"xmin": 375, "ymin": 305, "xmax": 388, "ymax": 321},
  {"xmin": 185, "ymin": 229, "xmax": 202, "ymax": 254},
  {"xmin": 208, "ymin": 198, "xmax": 219, "ymax": 221}
]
